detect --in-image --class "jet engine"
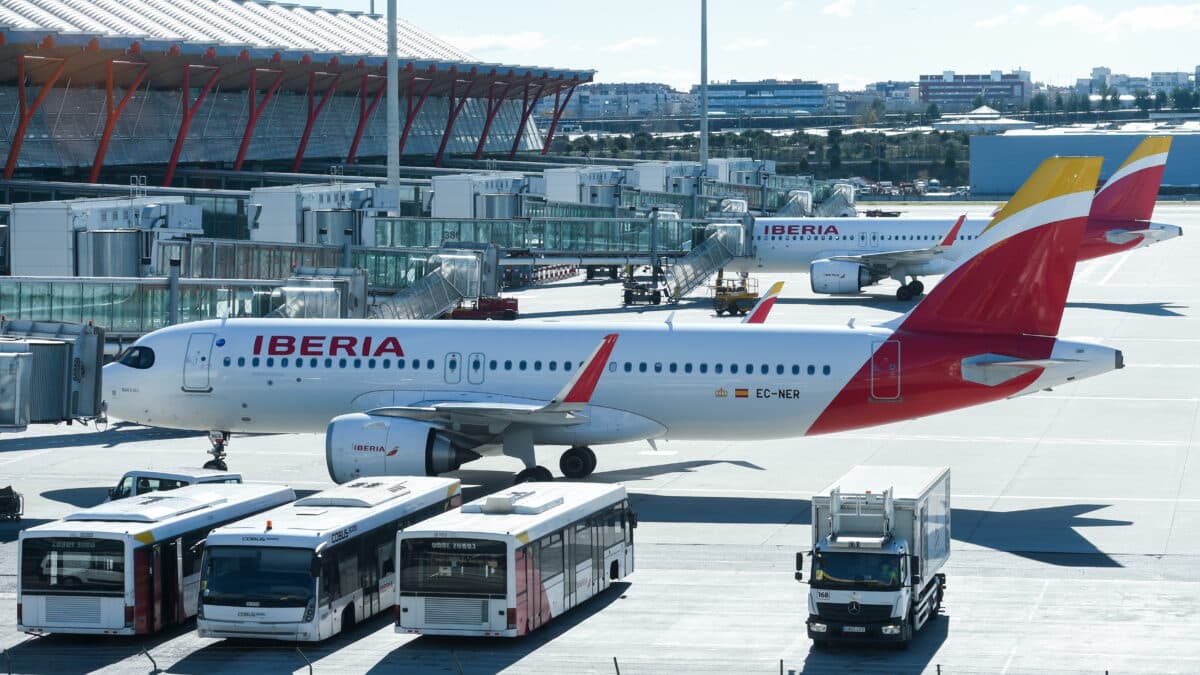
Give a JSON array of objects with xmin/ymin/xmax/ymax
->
[
  {"xmin": 325, "ymin": 413, "xmax": 480, "ymax": 483},
  {"xmin": 810, "ymin": 259, "xmax": 875, "ymax": 294}
]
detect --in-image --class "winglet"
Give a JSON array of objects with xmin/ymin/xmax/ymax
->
[
  {"xmin": 938, "ymin": 214, "xmax": 967, "ymax": 247},
  {"xmin": 899, "ymin": 156, "xmax": 1102, "ymax": 337},
  {"xmin": 1090, "ymin": 135, "xmax": 1171, "ymax": 222},
  {"xmin": 548, "ymin": 333, "xmax": 619, "ymax": 408},
  {"xmin": 742, "ymin": 281, "xmax": 784, "ymax": 324}
]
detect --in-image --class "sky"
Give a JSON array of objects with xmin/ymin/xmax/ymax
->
[{"xmin": 309, "ymin": 1, "xmax": 1200, "ymax": 91}]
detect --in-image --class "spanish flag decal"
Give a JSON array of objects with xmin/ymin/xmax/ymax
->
[{"xmin": 735, "ymin": 388, "xmax": 749, "ymax": 398}]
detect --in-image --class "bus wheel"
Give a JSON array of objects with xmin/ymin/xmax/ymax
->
[
  {"xmin": 610, "ymin": 560, "xmax": 620, "ymax": 580},
  {"xmin": 342, "ymin": 606, "xmax": 356, "ymax": 633}
]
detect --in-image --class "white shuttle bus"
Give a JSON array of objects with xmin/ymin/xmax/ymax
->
[
  {"xmin": 397, "ymin": 482, "xmax": 635, "ymax": 637},
  {"xmin": 18, "ymin": 483, "xmax": 295, "ymax": 636},
  {"xmin": 197, "ymin": 477, "xmax": 461, "ymax": 641}
]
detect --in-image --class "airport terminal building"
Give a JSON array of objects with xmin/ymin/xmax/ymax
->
[
  {"xmin": 970, "ymin": 127, "xmax": 1200, "ymax": 196},
  {"xmin": 0, "ymin": 0, "xmax": 592, "ymax": 184}
]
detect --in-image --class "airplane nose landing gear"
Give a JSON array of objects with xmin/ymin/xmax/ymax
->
[
  {"xmin": 204, "ymin": 430, "xmax": 230, "ymax": 471},
  {"xmin": 514, "ymin": 466, "xmax": 554, "ymax": 483}
]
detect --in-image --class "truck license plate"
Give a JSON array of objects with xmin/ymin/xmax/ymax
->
[{"xmin": 843, "ymin": 626, "xmax": 866, "ymax": 633}]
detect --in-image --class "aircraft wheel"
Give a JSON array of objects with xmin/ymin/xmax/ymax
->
[
  {"xmin": 203, "ymin": 459, "xmax": 228, "ymax": 471},
  {"xmin": 560, "ymin": 447, "xmax": 597, "ymax": 479},
  {"xmin": 909, "ymin": 280, "xmax": 925, "ymax": 295},
  {"xmin": 896, "ymin": 285, "xmax": 914, "ymax": 301},
  {"xmin": 515, "ymin": 466, "xmax": 554, "ymax": 484}
]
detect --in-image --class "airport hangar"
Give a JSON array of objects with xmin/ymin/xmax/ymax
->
[
  {"xmin": 969, "ymin": 127, "xmax": 1200, "ymax": 196},
  {"xmin": 0, "ymin": 0, "xmax": 592, "ymax": 184}
]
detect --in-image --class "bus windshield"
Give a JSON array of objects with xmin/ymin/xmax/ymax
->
[
  {"xmin": 21, "ymin": 537, "xmax": 125, "ymax": 596},
  {"xmin": 400, "ymin": 538, "xmax": 506, "ymax": 598},
  {"xmin": 811, "ymin": 551, "xmax": 902, "ymax": 590},
  {"xmin": 202, "ymin": 546, "xmax": 315, "ymax": 608}
]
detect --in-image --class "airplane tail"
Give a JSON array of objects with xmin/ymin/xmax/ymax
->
[
  {"xmin": 1089, "ymin": 136, "xmax": 1170, "ymax": 222},
  {"xmin": 897, "ymin": 157, "xmax": 1102, "ymax": 337}
]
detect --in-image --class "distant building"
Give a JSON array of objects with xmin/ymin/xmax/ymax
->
[
  {"xmin": 568, "ymin": 83, "xmax": 692, "ymax": 119},
  {"xmin": 1151, "ymin": 72, "xmax": 1192, "ymax": 93},
  {"xmin": 692, "ymin": 79, "xmax": 829, "ymax": 114},
  {"xmin": 918, "ymin": 70, "xmax": 1031, "ymax": 111}
]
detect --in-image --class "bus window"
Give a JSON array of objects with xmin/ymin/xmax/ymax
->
[
  {"xmin": 21, "ymin": 538, "xmax": 125, "ymax": 595},
  {"xmin": 539, "ymin": 533, "xmax": 564, "ymax": 580},
  {"xmin": 399, "ymin": 539, "xmax": 507, "ymax": 597},
  {"xmin": 202, "ymin": 547, "xmax": 315, "ymax": 610}
]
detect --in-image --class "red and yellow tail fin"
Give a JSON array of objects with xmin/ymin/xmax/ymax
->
[
  {"xmin": 742, "ymin": 281, "xmax": 784, "ymax": 324},
  {"xmin": 1089, "ymin": 136, "xmax": 1170, "ymax": 222},
  {"xmin": 899, "ymin": 157, "xmax": 1102, "ymax": 337}
]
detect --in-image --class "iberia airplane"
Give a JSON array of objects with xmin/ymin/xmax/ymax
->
[
  {"xmin": 732, "ymin": 136, "xmax": 1180, "ymax": 300},
  {"xmin": 103, "ymin": 157, "xmax": 1121, "ymax": 484}
]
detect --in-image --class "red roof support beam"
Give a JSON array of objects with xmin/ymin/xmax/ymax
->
[
  {"xmin": 346, "ymin": 73, "xmax": 385, "ymax": 164},
  {"xmin": 508, "ymin": 77, "xmax": 542, "ymax": 159},
  {"xmin": 292, "ymin": 71, "xmax": 343, "ymax": 172},
  {"xmin": 541, "ymin": 80, "xmax": 579, "ymax": 156},
  {"xmin": 89, "ymin": 59, "xmax": 148, "ymax": 183},
  {"xmin": 233, "ymin": 67, "xmax": 285, "ymax": 171},
  {"xmin": 4, "ymin": 54, "xmax": 68, "ymax": 180},
  {"xmin": 164, "ymin": 64, "xmax": 223, "ymax": 187},
  {"xmin": 434, "ymin": 68, "xmax": 478, "ymax": 166},
  {"xmin": 473, "ymin": 77, "xmax": 516, "ymax": 160},
  {"xmin": 398, "ymin": 65, "xmax": 436, "ymax": 157}
]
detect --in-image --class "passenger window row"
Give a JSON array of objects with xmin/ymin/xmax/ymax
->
[{"xmin": 221, "ymin": 356, "xmax": 833, "ymax": 377}]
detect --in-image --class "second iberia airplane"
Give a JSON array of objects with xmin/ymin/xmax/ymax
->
[
  {"xmin": 103, "ymin": 157, "xmax": 1122, "ymax": 484},
  {"xmin": 736, "ymin": 136, "xmax": 1180, "ymax": 300}
]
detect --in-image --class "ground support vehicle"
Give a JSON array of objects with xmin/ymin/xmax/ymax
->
[
  {"xmin": 397, "ymin": 482, "xmax": 635, "ymax": 637},
  {"xmin": 18, "ymin": 483, "xmax": 294, "ymax": 635},
  {"xmin": 0, "ymin": 485, "xmax": 22, "ymax": 520},
  {"xmin": 799, "ymin": 466, "xmax": 950, "ymax": 649},
  {"xmin": 711, "ymin": 272, "xmax": 759, "ymax": 316},
  {"xmin": 106, "ymin": 468, "xmax": 242, "ymax": 501},
  {"xmin": 449, "ymin": 297, "xmax": 519, "ymax": 321},
  {"xmin": 197, "ymin": 477, "xmax": 461, "ymax": 642}
]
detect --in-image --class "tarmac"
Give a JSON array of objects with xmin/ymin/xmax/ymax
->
[{"xmin": 1, "ymin": 203, "xmax": 1199, "ymax": 673}]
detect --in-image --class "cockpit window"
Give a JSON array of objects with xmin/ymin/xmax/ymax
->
[{"xmin": 118, "ymin": 346, "xmax": 155, "ymax": 370}]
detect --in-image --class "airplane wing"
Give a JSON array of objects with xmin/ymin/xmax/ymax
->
[
  {"xmin": 364, "ymin": 333, "xmax": 619, "ymax": 431},
  {"xmin": 830, "ymin": 214, "xmax": 967, "ymax": 269},
  {"xmin": 742, "ymin": 281, "xmax": 784, "ymax": 324}
]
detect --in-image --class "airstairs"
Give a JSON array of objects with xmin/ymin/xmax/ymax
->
[
  {"xmin": 812, "ymin": 183, "xmax": 857, "ymax": 218},
  {"xmin": 665, "ymin": 223, "xmax": 743, "ymax": 301},
  {"xmin": 371, "ymin": 252, "xmax": 482, "ymax": 320}
]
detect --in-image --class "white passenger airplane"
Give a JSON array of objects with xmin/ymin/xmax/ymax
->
[
  {"xmin": 732, "ymin": 136, "xmax": 1180, "ymax": 300},
  {"xmin": 104, "ymin": 157, "xmax": 1121, "ymax": 484}
]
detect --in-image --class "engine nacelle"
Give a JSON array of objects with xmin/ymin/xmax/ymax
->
[
  {"xmin": 325, "ymin": 413, "xmax": 480, "ymax": 483},
  {"xmin": 810, "ymin": 259, "xmax": 874, "ymax": 294}
]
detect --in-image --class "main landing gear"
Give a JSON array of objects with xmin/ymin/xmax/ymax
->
[
  {"xmin": 895, "ymin": 279, "xmax": 925, "ymax": 301},
  {"xmin": 559, "ymin": 446, "xmax": 598, "ymax": 479},
  {"xmin": 513, "ymin": 447, "xmax": 597, "ymax": 483},
  {"xmin": 204, "ymin": 431, "xmax": 230, "ymax": 471}
]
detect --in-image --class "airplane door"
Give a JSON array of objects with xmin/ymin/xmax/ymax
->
[
  {"xmin": 868, "ymin": 232, "xmax": 880, "ymax": 248},
  {"xmin": 444, "ymin": 352, "xmax": 461, "ymax": 384},
  {"xmin": 467, "ymin": 352, "xmax": 485, "ymax": 385},
  {"xmin": 858, "ymin": 231, "xmax": 868, "ymax": 248},
  {"xmin": 870, "ymin": 340, "xmax": 901, "ymax": 400},
  {"xmin": 182, "ymin": 333, "xmax": 215, "ymax": 392}
]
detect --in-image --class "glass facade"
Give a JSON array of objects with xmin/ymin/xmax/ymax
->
[
  {"xmin": 0, "ymin": 277, "xmax": 348, "ymax": 338},
  {"xmin": 374, "ymin": 217, "xmax": 701, "ymax": 255}
]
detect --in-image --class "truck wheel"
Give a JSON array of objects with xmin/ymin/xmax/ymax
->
[{"xmin": 624, "ymin": 290, "xmax": 633, "ymax": 305}]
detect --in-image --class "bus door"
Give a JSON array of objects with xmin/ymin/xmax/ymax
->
[
  {"xmin": 444, "ymin": 352, "xmax": 462, "ymax": 384},
  {"xmin": 467, "ymin": 352, "xmax": 485, "ymax": 385},
  {"xmin": 591, "ymin": 522, "xmax": 604, "ymax": 596},
  {"xmin": 564, "ymin": 527, "xmax": 577, "ymax": 610},
  {"xmin": 182, "ymin": 332, "xmax": 215, "ymax": 392},
  {"xmin": 150, "ymin": 544, "xmax": 164, "ymax": 632},
  {"xmin": 525, "ymin": 545, "xmax": 541, "ymax": 632},
  {"xmin": 364, "ymin": 539, "xmax": 382, "ymax": 617},
  {"xmin": 159, "ymin": 539, "xmax": 183, "ymax": 626}
]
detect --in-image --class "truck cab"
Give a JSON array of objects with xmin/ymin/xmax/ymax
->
[{"xmin": 798, "ymin": 466, "xmax": 950, "ymax": 649}]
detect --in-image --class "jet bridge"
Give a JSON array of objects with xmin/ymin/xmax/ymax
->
[
  {"xmin": 0, "ymin": 320, "xmax": 104, "ymax": 431},
  {"xmin": 370, "ymin": 250, "xmax": 486, "ymax": 320}
]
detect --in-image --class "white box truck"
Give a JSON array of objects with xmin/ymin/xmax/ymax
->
[{"xmin": 797, "ymin": 465, "xmax": 950, "ymax": 649}]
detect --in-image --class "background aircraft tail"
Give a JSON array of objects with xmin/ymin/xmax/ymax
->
[
  {"xmin": 1089, "ymin": 136, "xmax": 1170, "ymax": 222},
  {"xmin": 898, "ymin": 156, "xmax": 1102, "ymax": 337}
]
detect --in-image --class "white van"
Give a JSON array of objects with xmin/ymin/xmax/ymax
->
[{"xmin": 106, "ymin": 468, "xmax": 243, "ymax": 501}]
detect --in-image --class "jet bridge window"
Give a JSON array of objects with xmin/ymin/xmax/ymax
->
[{"xmin": 117, "ymin": 346, "xmax": 155, "ymax": 370}]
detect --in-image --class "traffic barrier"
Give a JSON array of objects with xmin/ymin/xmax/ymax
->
[{"xmin": 532, "ymin": 265, "xmax": 578, "ymax": 284}]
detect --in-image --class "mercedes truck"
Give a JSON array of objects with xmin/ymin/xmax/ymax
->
[{"xmin": 797, "ymin": 465, "xmax": 950, "ymax": 648}]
